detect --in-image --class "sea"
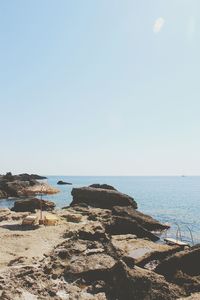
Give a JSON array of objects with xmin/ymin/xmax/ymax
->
[{"xmin": 1, "ymin": 176, "xmax": 200, "ymax": 244}]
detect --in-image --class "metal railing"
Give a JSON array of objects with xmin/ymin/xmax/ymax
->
[{"xmin": 164, "ymin": 223, "xmax": 194, "ymax": 246}]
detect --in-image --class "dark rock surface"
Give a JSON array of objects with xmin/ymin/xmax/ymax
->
[
  {"xmin": 71, "ymin": 187, "xmax": 137, "ymax": 209},
  {"xmin": 0, "ymin": 180, "xmax": 32, "ymax": 198},
  {"xmin": 29, "ymin": 174, "xmax": 47, "ymax": 180},
  {"xmin": 57, "ymin": 180, "xmax": 72, "ymax": 185},
  {"xmin": 11, "ymin": 198, "xmax": 55, "ymax": 212},
  {"xmin": 71, "ymin": 205, "xmax": 169, "ymax": 243},
  {"xmin": 1, "ymin": 172, "xmax": 46, "ymax": 182},
  {"xmin": 155, "ymin": 246, "xmax": 200, "ymax": 295},
  {"xmin": 0, "ymin": 173, "xmax": 54, "ymax": 199},
  {"xmin": 106, "ymin": 216, "xmax": 159, "ymax": 242},
  {"xmin": 155, "ymin": 245, "xmax": 200, "ymax": 278},
  {"xmin": 108, "ymin": 261, "xmax": 183, "ymax": 300},
  {"xmin": 89, "ymin": 184, "xmax": 117, "ymax": 191},
  {"xmin": 112, "ymin": 205, "xmax": 169, "ymax": 231}
]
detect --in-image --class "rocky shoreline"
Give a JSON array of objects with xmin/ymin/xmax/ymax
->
[
  {"xmin": 0, "ymin": 173, "xmax": 59, "ymax": 199},
  {"xmin": 0, "ymin": 184, "xmax": 199, "ymax": 299}
]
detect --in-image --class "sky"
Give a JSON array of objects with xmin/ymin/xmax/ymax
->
[{"xmin": 0, "ymin": 0, "xmax": 199, "ymax": 176}]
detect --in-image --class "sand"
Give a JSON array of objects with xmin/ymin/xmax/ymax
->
[
  {"xmin": 0, "ymin": 209, "xmax": 80, "ymax": 272},
  {"xmin": 0, "ymin": 209, "xmax": 87, "ymax": 273},
  {"xmin": 0, "ymin": 220, "xmax": 66, "ymax": 271}
]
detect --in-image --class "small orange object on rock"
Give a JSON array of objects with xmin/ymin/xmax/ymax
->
[{"xmin": 44, "ymin": 214, "xmax": 58, "ymax": 226}]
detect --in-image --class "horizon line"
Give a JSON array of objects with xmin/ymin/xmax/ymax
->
[{"xmin": 43, "ymin": 174, "xmax": 199, "ymax": 177}]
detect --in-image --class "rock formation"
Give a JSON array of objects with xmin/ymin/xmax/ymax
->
[
  {"xmin": 57, "ymin": 180, "xmax": 72, "ymax": 185},
  {"xmin": 0, "ymin": 183, "xmax": 198, "ymax": 299},
  {"xmin": 11, "ymin": 198, "xmax": 55, "ymax": 212},
  {"xmin": 71, "ymin": 187, "xmax": 138, "ymax": 209},
  {"xmin": 0, "ymin": 172, "xmax": 58, "ymax": 199}
]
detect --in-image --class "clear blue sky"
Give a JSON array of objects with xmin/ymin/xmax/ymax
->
[{"xmin": 0, "ymin": 0, "xmax": 199, "ymax": 175}]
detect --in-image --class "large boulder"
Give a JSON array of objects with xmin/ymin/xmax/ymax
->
[
  {"xmin": 155, "ymin": 245, "xmax": 200, "ymax": 295},
  {"xmin": 108, "ymin": 261, "xmax": 183, "ymax": 300},
  {"xmin": 106, "ymin": 216, "xmax": 159, "ymax": 242},
  {"xmin": 71, "ymin": 187, "xmax": 137, "ymax": 209},
  {"xmin": 11, "ymin": 198, "xmax": 55, "ymax": 212},
  {"xmin": 155, "ymin": 245, "xmax": 200, "ymax": 278},
  {"xmin": 112, "ymin": 206, "xmax": 169, "ymax": 231}
]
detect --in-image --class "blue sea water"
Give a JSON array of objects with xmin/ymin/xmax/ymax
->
[{"xmin": 1, "ymin": 176, "xmax": 200, "ymax": 244}]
